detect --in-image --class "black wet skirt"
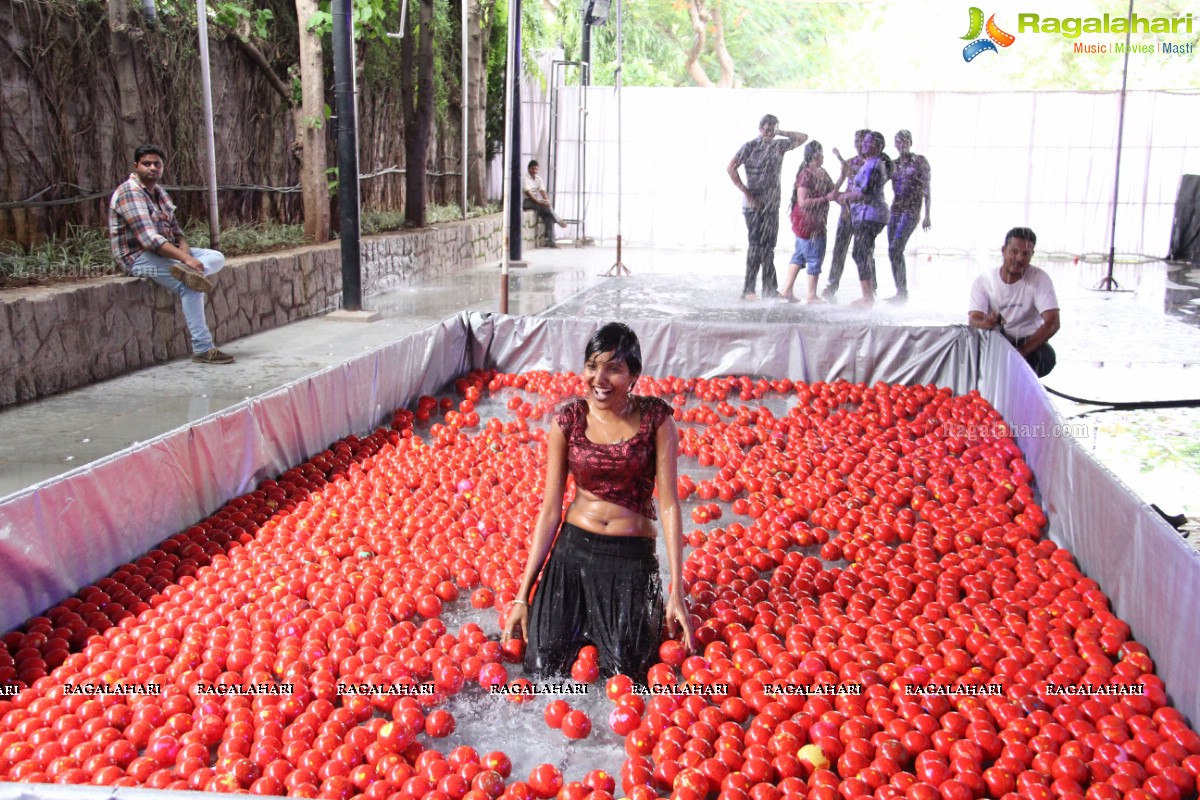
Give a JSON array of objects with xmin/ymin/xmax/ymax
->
[{"xmin": 524, "ymin": 522, "xmax": 664, "ymax": 682}]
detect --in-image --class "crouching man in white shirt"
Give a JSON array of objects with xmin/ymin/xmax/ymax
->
[{"xmin": 968, "ymin": 226, "xmax": 1060, "ymax": 377}]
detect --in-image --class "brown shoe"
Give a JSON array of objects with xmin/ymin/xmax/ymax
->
[
  {"xmin": 192, "ymin": 348, "xmax": 235, "ymax": 365},
  {"xmin": 171, "ymin": 264, "xmax": 212, "ymax": 293}
]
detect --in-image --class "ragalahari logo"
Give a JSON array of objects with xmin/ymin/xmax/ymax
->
[{"xmin": 961, "ymin": 7, "xmax": 1016, "ymax": 61}]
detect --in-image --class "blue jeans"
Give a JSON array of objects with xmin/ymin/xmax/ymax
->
[
  {"xmin": 789, "ymin": 234, "xmax": 826, "ymax": 276},
  {"xmin": 130, "ymin": 247, "xmax": 225, "ymax": 354},
  {"xmin": 887, "ymin": 210, "xmax": 919, "ymax": 294}
]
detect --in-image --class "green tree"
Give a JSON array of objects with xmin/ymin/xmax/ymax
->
[
  {"xmin": 550, "ymin": 0, "xmax": 855, "ymax": 88},
  {"xmin": 401, "ymin": 0, "xmax": 436, "ymax": 226}
]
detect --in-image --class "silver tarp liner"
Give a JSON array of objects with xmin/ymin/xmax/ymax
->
[{"xmin": 1, "ymin": 313, "xmax": 1196, "ymax": 797}]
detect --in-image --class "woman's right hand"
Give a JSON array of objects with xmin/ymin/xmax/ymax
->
[{"xmin": 501, "ymin": 601, "xmax": 529, "ymax": 644}]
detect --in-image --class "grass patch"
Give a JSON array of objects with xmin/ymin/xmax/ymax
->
[{"xmin": 184, "ymin": 222, "xmax": 307, "ymax": 256}]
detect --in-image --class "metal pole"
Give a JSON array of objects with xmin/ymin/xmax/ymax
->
[
  {"xmin": 579, "ymin": 3, "xmax": 590, "ymax": 245},
  {"xmin": 499, "ymin": 0, "xmax": 518, "ymax": 313},
  {"xmin": 333, "ymin": 0, "xmax": 363, "ymax": 310},
  {"xmin": 195, "ymin": 0, "xmax": 221, "ymax": 248},
  {"xmin": 601, "ymin": 0, "xmax": 629, "ymax": 275},
  {"xmin": 461, "ymin": 0, "xmax": 468, "ymax": 220},
  {"xmin": 507, "ymin": 0, "xmax": 523, "ymax": 264},
  {"xmin": 1097, "ymin": 0, "xmax": 1135, "ymax": 292}
]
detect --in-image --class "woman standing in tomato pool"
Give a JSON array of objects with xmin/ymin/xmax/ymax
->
[{"xmin": 502, "ymin": 322, "xmax": 693, "ymax": 682}]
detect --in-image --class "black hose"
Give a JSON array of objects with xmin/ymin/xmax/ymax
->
[{"xmin": 1043, "ymin": 385, "xmax": 1200, "ymax": 416}]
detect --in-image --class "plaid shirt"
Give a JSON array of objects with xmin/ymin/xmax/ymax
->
[{"xmin": 108, "ymin": 173, "xmax": 184, "ymax": 271}]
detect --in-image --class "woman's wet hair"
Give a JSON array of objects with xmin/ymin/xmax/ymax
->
[
  {"xmin": 802, "ymin": 140, "xmax": 823, "ymax": 168},
  {"xmin": 585, "ymin": 322, "xmax": 643, "ymax": 376}
]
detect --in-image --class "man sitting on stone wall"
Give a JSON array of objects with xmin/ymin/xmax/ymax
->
[{"xmin": 108, "ymin": 143, "xmax": 234, "ymax": 365}]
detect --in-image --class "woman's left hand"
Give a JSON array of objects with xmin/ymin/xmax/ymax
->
[{"xmin": 665, "ymin": 592, "xmax": 695, "ymax": 653}]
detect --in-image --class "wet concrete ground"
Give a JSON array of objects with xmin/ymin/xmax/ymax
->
[{"xmin": 1, "ymin": 244, "xmax": 1197, "ymax": 534}]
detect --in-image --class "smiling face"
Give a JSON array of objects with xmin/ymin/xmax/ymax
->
[
  {"xmin": 895, "ymin": 134, "xmax": 912, "ymax": 155},
  {"xmin": 583, "ymin": 350, "xmax": 637, "ymax": 412},
  {"xmin": 134, "ymin": 153, "xmax": 164, "ymax": 187}
]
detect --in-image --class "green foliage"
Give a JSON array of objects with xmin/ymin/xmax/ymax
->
[
  {"xmin": 484, "ymin": 0, "xmax": 509, "ymax": 161},
  {"xmin": 565, "ymin": 0, "xmax": 690, "ymax": 87},
  {"xmin": 305, "ymin": 0, "xmax": 403, "ymax": 39},
  {"xmin": 550, "ymin": 0, "xmax": 858, "ymax": 88},
  {"xmin": 722, "ymin": 2, "xmax": 855, "ymax": 89},
  {"xmin": 431, "ymin": 0, "xmax": 454, "ymax": 128},
  {"xmin": 0, "ymin": 227, "xmax": 117, "ymax": 281},
  {"xmin": 185, "ymin": 221, "xmax": 308, "ymax": 255},
  {"xmin": 211, "ymin": 3, "xmax": 274, "ymax": 38}
]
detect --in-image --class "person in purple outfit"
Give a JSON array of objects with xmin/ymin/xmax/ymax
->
[
  {"xmin": 727, "ymin": 114, "xmax": 807, "ymax": 300},
  {"xmin": 831, "ymin": 131, "xmax": 890, "ymax": 308},
  {"xmin": 885, "ymin": 130, "xmax": 932, "ymax": 303},
  {"xmin": 823, "ymin": 129, "xmax": 870, "ymax": 302}
]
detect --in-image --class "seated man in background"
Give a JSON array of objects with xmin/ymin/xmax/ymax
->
[
  {"xmin": 523, "ymin": 159, "xmax": 568, "ymax": 248},
  {"xmin": 109, "ymin": 143, "xmax": 233, "ymax": 365},
  {"xmin": 968, "ymin": 226, "xmax": 1060, "ymax": 377}
]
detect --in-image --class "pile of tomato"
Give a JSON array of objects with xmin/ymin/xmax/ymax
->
[{"xmin": 1, "ymin": 370, "xmax": 1198, "ymax": 800}]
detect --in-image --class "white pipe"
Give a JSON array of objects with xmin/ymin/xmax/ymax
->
[{"xmin": 195, "ymin": 0, "xmax": 221, "ymax": 248}]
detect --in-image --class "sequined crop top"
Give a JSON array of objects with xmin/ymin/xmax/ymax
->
[{"xmin": 555, "ymin": 395, "xmax": 674, "ymax": 520}]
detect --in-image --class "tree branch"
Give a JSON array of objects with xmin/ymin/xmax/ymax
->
[
  {"xmin": 685, "ymin": 0, "xmax": 713, "ymax": 88},
  {"xmin": 709, "ymin": 1, "xmax": 736, "ymax": 88},
  {"xmin": 224, "ymin": 32, "xmax": 293, "ymax": 105}
]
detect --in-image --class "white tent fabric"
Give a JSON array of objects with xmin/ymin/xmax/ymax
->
[{"xmin": 524, "ymin": 87, "xmax": 1198, "ymax": 258}]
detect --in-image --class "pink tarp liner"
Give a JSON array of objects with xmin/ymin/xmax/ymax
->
[{"xmin": 0, "ymin": 314, "xmax": 1194, "ymax": 800}]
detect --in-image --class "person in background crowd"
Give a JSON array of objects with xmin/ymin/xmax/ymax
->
[
  {"xmin": 969, "ymin": 226, "xmax": 1060, "ymax": 377},
  {"xmin": 780, "ymin": 141, "xmax": 837, "ymax": 303},
  {"xmin": 727, "ymin": 114, "xmax": 808, "ymax": 300},
  {"xmin": 885, "ymin": 129, "xmax": 932, "ymax": 303},
  {"xmin": 823, "ymin": 129, "xmax": 871, "ymax": 302},
  {"xmin": 832, "ymin": 131, "xmax": 891, "ymax": 308},
  {"xmin": 523, "ymin": 159, "xmax": 568, "ymax": 248},
  {"xmin": 108, "ymin": 143, "xmax": 233, "ymax": 365},
  {"xmin": 502, "ymin": 323, "xmax": 693, "ymax": 682}
]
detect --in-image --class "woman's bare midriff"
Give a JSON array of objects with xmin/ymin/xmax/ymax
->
[{"xmin": 565, "ymin": 489, "xmax": 655, "ymax": 538}]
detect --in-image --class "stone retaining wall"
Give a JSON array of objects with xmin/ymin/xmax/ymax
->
[{"xmin": 0, "ymin": 214, "xmax": 545, "ymax": 407}]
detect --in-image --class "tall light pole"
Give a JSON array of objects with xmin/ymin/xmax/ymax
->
[
  {"xmin": 332, "ymin": 0, "xmax": 363, "ymax": 311},
  {"xmin": 195, "ymin": 0, "xmax": 221, "ymax": 248}
]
